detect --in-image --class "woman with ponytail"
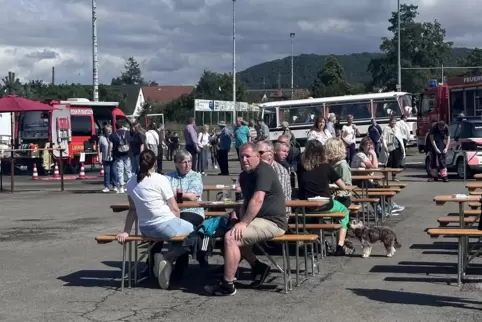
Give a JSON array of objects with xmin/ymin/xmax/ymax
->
[{"xmin": 115, "ymin": 149, "xmax": 194, "ymax": 290}]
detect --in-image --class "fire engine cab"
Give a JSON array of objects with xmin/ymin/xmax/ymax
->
[
  {"xmin": 417, "ymin": 76, "xmax": 482, "ymax": 151},
  {"xmin": 12, "ymin": 98, "xmax": 131, "ymax": 174}
]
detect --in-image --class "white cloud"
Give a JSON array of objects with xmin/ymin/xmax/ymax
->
[{"xmin": 0, "ymin": 0, "xmax": 480, "ymax": 86}]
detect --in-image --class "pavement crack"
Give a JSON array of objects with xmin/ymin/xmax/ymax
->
[{"xmin": 78, "ymin": 290, "xmax": 118, "ymax": 322}]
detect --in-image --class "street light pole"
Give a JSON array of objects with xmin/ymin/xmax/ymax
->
[
  {"xmin": 92, "ymin": 0, "xmax": 99, "ymax": 101},
  {"xmin": 232, "ymin": 0, "xmax": 236, "ymax": 123},
  {"xmin": 396, "ymin": 0, "xmax": 401, "ymax": 92},
  {"xmin": 290, "ymin": 33, "xmax": 295, "ymax": 100}
]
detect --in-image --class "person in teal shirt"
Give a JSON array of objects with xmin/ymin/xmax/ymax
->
[{"xmin": 234, "ymin": 118, "xmax": 251, "ymax": 158}]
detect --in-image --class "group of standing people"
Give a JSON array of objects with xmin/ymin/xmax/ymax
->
[
  {"xmin": 97, "ymin": 120, "xmax": 166, "ymax": 193},
  {"xmin": 305, "ymin": 113, "xmax": 410, "ymax": 181}
]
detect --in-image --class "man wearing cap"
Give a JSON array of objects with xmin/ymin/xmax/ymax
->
[{"xmin": 218, "ymin": 121, "xmax": 232, "ymax": 176}]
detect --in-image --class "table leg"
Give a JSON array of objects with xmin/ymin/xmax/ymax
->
[
  {"xmin": 458, "ymin": 236, "xmax": 463, "ymax": 287},
  {"xmin": 458, "ymin": 202, "xmax": 467, "ymax": 282}
]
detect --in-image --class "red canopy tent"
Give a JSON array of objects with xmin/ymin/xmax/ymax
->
[
  {"xmin": 0, "ymin": 95, "xmax": 56, "ymax": 192},
  {"xmin": 0, "ymin": 95, "xmax": 55, "ymax": 112}
]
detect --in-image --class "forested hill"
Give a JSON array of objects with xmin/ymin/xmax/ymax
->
[{"xmin": 238, "ymin": 47, "xmax": 473, "ymax": 89}]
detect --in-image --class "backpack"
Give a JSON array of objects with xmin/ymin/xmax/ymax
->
[
  {"xmin": 197, "ymin": 216, "xmax": 228, "ymax": 238},
  {"xmin": 117, "ymin": 131, "xmax": 130, "ymax": 153}
]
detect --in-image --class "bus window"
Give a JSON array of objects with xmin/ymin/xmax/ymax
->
[
  {"xmin": 71, "ymin": 115, "xmax": 93, "ymax": 137},
  {"xmin": 328, "ymin": 102, "xmax": 371, "ymax": 121},
  {"xmin": 373, "ymin": 98, "xmax": 401, "ymax": 118},
  {"xmin": 263, "ymin": 108, "xmax": 277, "ymax": 128},
  {"xmin": 290, "ymin": 105, "xmax": 321, "ymax": 125},
  {"xmin": 420, "ymin": 94, "xmax": 435, "ymax": 115}
]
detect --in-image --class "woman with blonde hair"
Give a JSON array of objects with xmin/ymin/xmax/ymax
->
[
  {"xmin": 297, "ymin": 140, "xmax": 350, "ymax": 256},
  {"xmin": 325, "ymin": 138, "xmax": 352, "ymax": 208}
]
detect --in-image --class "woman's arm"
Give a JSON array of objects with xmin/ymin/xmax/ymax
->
[
  {"xmin": 335, "ymin": 178, "xmax": 346, "ymax": 190},
  {"xmin": 167, "ymin": 196, "xmax": 181, "ymax": 217},
  {"xmin": 116, "ymin": 196, "xmax": 138, "ymax": 243}
]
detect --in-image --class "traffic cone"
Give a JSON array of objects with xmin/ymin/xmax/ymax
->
[
  {"xmin": 99, "ymin": 164, "xmax": 104, "ymax": 177},
  {"xmin": 53, "ymin": 163, "xmax": 60, "ymax": 179},
  {"xmin": 32, "ymin": 164, "xmax": 39, "ymax": 180},
  {"xmin": 77, "ymin": 162, "xmax": 86, "ymax": 180}
]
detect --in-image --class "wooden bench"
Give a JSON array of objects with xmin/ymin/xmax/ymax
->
[
  {"xmin": 205, "ymin": 211, "xmax": 228, "ymax": 217},
  {"xmin": 387, "ymin": 183, "xmax": 407, "ymax": 189},
  {"xmin": 95, "ymin": 233, "xmax": 319, "ymax": 293},
  {"xmin": 360, "ymin": 191, "xmax": 396, "ymax": 197},
  {"xmin": 448, "ymin": 210, "xmax": 482, "ymax": 217},
  {"xmin": 426, "ymin": 228, "xmax": 482, "ymax": 238},
  {"xmin": 427, "ymin": 228, "xmax": 482, "ymax": 286},
  {"xmin": 288, "ymin": 223, "xmax": 341, "ymax": 230},
  {"xmin": 353, "ymin": 188, "xmax": 401, "ymax": 193},
  {"xmin": 437, "ymin": 217, "xmax": 479, "ymax": 226},
  {"xmin": 351, "ymin": 198, "xmax": 380, "ymax": 204},
  {"xmin": 349, "ymin": 204, "xmax": 361, "ymax": 212}
]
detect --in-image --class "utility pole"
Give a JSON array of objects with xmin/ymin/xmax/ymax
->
[
  {"xmin": 290, "ymin": 33, "xmax": 295, "ymax": 99},
  {"xmin": 232, "ymin": 0, "xmax": 236, "ymax": 123},
  {"xmin": 51, "ymin": 67, "xmax": 55, "ymax": 85},
  {"xmin": 92, "ymin": 0, "xmax": 99, "ymax": 101},
  {"xmin": 396, "ymin": 0, "xmax": 401, "ymax": 92}
]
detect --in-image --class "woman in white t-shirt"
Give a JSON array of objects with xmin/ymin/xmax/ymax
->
[
  {"xmin": 115, "ymin": 149, "xmax": 194, "ymax": 290},
  {"xmin": 197, "ymin": 124, "xmax": 210, "ymax": 175},
  {"xmin": 307, "ymin": 115, "xmax": 332, "ymax": 145}
]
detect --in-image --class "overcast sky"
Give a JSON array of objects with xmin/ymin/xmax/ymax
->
[{"xmin": 0, "ymin": 0, "xmax": 480, "ymax": 86}]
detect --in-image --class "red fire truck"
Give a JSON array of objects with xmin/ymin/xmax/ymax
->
[
  {"xmin": 417, "ymin": 76, "xmax": 482, "ymax": 151},
  {"xmin": 11, "ymin": 98, "xmax": 132, "ymax": 174}
]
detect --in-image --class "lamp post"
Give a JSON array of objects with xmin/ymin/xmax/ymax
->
[
  {"xmin": 396, "ymin": 0, "xmax": 401, "ymax": 92},
  {"xmin": 290, "ymin": 33, "xmax": 295, "ymax": 100},
  {"xmin": 232, "ymin": 0, "xmax": 236, "ymax": 123},
  {"xmin": 92, "ymin": 0, "xmax": 99, "ymax": 101}
]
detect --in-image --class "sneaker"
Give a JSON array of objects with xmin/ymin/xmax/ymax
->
[
  {"xmin": 334, "ymin": 245, "xmax": 346, "ymax": 256},
  {"xmin": 442, "ymin": 177, "xmax": 449, "ymax": 182},
  {"xmin": 115, "ymin": 187, "xmax": 120, "ymax": 194},
  {"xmin": 154, "ymin": 253, "xmax": 172, "ymax": 290},
  {"xmin": 204, "ymin": 279, "xmax": 236, "ymax": 296},
  {"xmin": 250, "ymin": 262, "xmax": 270, "ymax": 288},
  {"xmin": 102, "ymin": 187, "xmax": 110, "ymax": 193},
  {"xmin": 214, "ymin": 165, "xmax": 218, "ymax": 169},
  {"xmin": 119, "ymin": 187, "xmax": 125, "ymax": 194},
  {"xmin": 392, "ymin": 205, "xmax": 405, "ymax": 212}
]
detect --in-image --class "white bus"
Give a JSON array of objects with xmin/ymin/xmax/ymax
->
[{"xmin": 259, "ymin": 92, "xmax": 417, "ymax": 147}]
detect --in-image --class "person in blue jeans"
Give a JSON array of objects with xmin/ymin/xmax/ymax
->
[
  {"xmin": 116, "ymin": 149, "xmax": 194, "ymax": 290},
  {"xmin": 368, "ymin": 118, "xmax": 382, "ymax": 157},
  {"xmin": 109, "ymin": 121, "xmax": 132, "ymax": 193},
  {"xmin": 97, "ymin": 124, "xmax": 116, "ymax": 192}
]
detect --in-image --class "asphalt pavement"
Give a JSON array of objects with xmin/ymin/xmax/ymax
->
[{"xmin": 0, "ymin": 154, "xmax": 481, "ymax": 322}]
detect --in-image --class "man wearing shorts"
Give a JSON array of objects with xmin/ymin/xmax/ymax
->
[{"xmin": 204, "ymin": 142, "xmax": 287, "ymax": 296}]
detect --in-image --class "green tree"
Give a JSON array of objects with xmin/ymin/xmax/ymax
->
[
  {"xmin": 311, "ymin": 56, "xmax": 349, "ymax": 97},
  {"xmin": 368, "ymin": 4, "xmax": 453, "ymax": 93},
  {"xmin": 1, "ymin": 71, "xmax": 22, "ymax": 96},
  {"xmin": 111, "ymin": 57, "xmax": 144, "ymax": 85},
  {"xmin": 195, "ymin": 70, "xmax": 246, "ymax": 101},
  {"xmin": 457, "ymin": 48, "xmax": 482, "ymax": 76}
]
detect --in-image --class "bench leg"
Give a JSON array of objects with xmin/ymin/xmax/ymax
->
[
  {"xmin": 128, "ymin": 242, "xmax": 132, "ymax": 288},
  {"xmin": 458, "ymin": 236, "xmax": 463, "ymax": 287},
  {"xmin": 121, "ymin": 243, "xmax": 126, "ymax": 291},
  {"xmin": 256, "ymin": 244, "xmax": 284, "ymax": 274},
  {"xmin": 281, "ymin": 241, "xmax": 288, "ymax": 294},
  {"xmin": 285, "ymin": 242, "xmax": 293, "ymax": 290}
]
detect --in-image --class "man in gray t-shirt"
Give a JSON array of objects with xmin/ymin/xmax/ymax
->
[{"xmin": 204, "ymin": 142, "xmax": 286, "ymax": 296}]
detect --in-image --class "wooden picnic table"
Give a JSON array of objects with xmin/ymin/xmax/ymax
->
[
  {"xmin": 473, "ymin": 174, "xmax": 482, "ymax": 180},
  {"xmin": 110, "ymin": 198, "xmax": 329, "ymax": 288},
  {"xmin": 465, "ymin": 182, "xmax": 482, "ymax": 191},
  {"xmin": 351, "ymin": 168, "xmax": 403, "ymax": 187},
  {"xmin": 433, "ymin": 194, "xmax": 482, "ymax": 285}
]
